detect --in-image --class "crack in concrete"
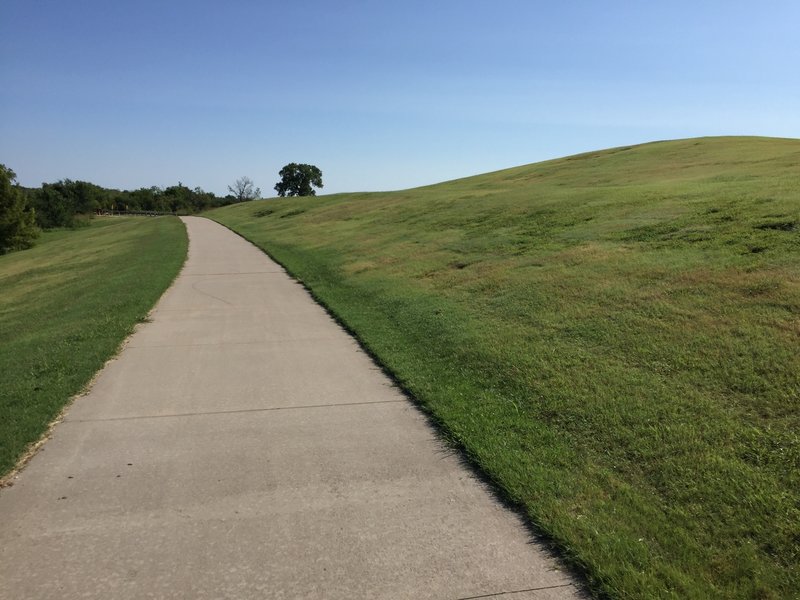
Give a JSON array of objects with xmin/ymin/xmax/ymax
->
[
  {"xmin": 63, "ymin": 399, "xmax": 407, "ymax": 423},
  {"xmin": 127, "ymin": 337, "xmax": 342, "ymax": 349},
  {"xmin": 456, "ymin": 583, "xmax": 576, "ymax": 599},
  {"xmin": 182, "ymin": 271, "xmax": 283, "ymax": 276},
  {"xmin": 190, "ymin": 280, "xmax": 234, "ymax": 306}
]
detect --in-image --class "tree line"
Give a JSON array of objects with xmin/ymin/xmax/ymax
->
[
  {"xmin": 0, "ymin": 165, "xmax": 242, "ymax": 254},
  {"xmin": 1, "ymin": 162, "xmax": 324, "ymax": 254}
]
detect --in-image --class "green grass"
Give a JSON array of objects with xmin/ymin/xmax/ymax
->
[
  {"xmin": 0, "ymin": 217, "xmax": 187, "ymax": 477},
  {"xmin": 207, "ymin": 136, "xmax": 800, "ymax": 599}
]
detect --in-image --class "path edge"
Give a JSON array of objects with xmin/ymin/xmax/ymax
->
[
  {"xmin": 203, "ymin": 215, "xmax": 594, "ymax": 599},
  {"xmin": 0, "ymin": 218, "xmax": 191, "ymax": 489}
]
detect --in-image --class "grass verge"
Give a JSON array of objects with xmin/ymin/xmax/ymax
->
[
  {"xmin": 0, "ymin": 216, "xmax": 187, "ymax": 478},
  {"xmin": 207, "ymin": 137, "xmax": 799, "ymax": 599}
]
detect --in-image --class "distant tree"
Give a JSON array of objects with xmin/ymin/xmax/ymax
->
[
  {"xmin": 33, "ymin": 179, "xmax": 105, "ymax": 228},
  {"xmin": 274, "ymin": 163, "xmax": 323, "ymax": 197},
  {"xmin": 162, "ymin": 182, "xmax": 193, "ymax": 213},
  {"xmin": 228, "ymin": 176, "xmax": 261, "ymax": 202},
  {"xmin": 33, "ymin": 184, "xmax": 73, "ymax": 228},
  {"xmin": 0, "ymin": 164, "xmax": 39, "ymax": 254},
  {"xmin": 124, "ymin": 187, "xmax": 164, "ymax": 212}
]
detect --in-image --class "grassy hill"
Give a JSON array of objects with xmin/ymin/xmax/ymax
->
[{"xmin": 206, "ymin": 136, "xmax": 799, "ymax": 599}]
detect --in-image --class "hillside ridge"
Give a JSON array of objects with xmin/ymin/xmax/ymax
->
[{"xmin": 207, "ymin": 134, "xmax": 799, "ymax": 599}]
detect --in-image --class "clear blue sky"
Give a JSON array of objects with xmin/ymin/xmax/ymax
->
[{"xmin": 1, "ymin": 1, "xmax": 798, "ymax": 196}]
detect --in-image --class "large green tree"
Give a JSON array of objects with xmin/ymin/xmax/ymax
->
[
  {"xmin": 0, "ymin": 164, "xmax": 38, "ymax": 254},
  {"xmin": 33, "ymin": 179, "xmax": 104, "ymax": 228},
  {"xmin": 274, "ymin": 163, "xmax": 323, "ymax": 197}
]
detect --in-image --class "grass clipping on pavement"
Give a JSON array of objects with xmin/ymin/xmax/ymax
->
[
  {"xmin": 0, "ymin": 216, "xmax": 187, "ymax": 480},
  {"xmin": 208, "ymin": 136, "xmax": 799, "ymax": 599}
]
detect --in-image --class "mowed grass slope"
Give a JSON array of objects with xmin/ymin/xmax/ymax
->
[
  {"xmin": 208, "ymin": 137, "xmax": 799, "ymax": 599},
  {"xmin": 0, "ymin": 217, "xmax": 187, "ymax": 477}
]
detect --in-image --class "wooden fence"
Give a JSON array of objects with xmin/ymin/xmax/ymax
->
[{"xmin": 96, "ymin": 209, "xmax": 185, "ymax": 217}]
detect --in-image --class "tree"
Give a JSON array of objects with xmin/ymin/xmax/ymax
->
[
  {"xmin": 33, "ymin": 179, "xmax": 104, "ymax": 228},
  {"xmin": 0, "ymin": 164, "xmax": 38, "ymax": 254},
  {"xmin": 228, "ymin": 176, "xmax": 261, "ymax": 202},
  {"xmin": 274, "ymin": 163, "xmax": 323, "ymax": 197}
]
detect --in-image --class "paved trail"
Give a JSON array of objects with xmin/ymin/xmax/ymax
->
[{"xmin": 0, "ymin": 217, "xmax": 581, "ymax": 599}]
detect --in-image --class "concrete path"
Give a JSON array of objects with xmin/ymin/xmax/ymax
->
[{"xmin": 0, "ymin": 217, "xmax": 581, "ymax": 599}]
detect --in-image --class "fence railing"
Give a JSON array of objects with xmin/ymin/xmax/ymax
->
[{"xmin": 96, "ymin": 209, "xmax": 185, "ymax": 217}]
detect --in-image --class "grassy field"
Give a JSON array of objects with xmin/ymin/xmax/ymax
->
[
  {"xmin": 0, "ymin": 217, "xmax": 187, "ymax": 478},
  {"xmin": 207, "ymin": 137, "xmax": 800, "ymax": 599}
]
